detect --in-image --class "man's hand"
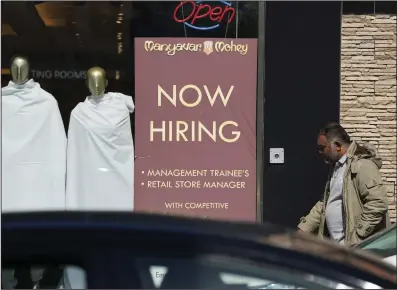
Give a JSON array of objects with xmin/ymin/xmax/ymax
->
[{"xmin": 297, "ymin": 201, "xmax": 323, "ymax": 233}]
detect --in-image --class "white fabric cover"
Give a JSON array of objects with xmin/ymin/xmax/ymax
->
[
  {"xmin": 1, "ymin": 79, "xmax": 67, "ymax": 212},
  {"xmin": 66, "ymin": 92, "xmax": 134, "ymax": 211}
]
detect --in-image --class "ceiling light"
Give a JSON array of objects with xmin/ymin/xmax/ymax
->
[
  {"xmin": 76, "ymin": 33, "xmax": 80, "ymax": 36},
  {"xmin": 2, "ymin": 68, "xmax": 11, "ymax": 75},
  {"xmin": 2, "ymin": 24, "xmax": 17, "ymax": 36},
  {"xmin": 35, "ymin": 3, "xmax": 67, "ymax": 27},
  {"xmin": 115, "ymin": 70, "xmax": 120, "ymax": 80},
  {"xmin": 118, "ymin": 13, "xmax": 124, "ymax": 16},
  {"xmin": 116, "ymin": 21, "xmax": 121, "ymax": 24}
]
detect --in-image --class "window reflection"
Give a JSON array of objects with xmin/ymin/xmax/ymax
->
[{"xmin": 1, "ymin": 265, "xmax": 87, "ymax": 289}]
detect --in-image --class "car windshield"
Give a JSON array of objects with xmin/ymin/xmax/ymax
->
[{"xmin": 359, "ymin": 227, "xmax": 397, "ymax": 258}]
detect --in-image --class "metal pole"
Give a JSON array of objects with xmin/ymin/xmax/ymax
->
[{"xmin": 256, "ymin": 1, "xmax": 266, "ymax": 224}]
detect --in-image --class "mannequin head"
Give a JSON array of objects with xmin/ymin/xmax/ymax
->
[
  {"xmin": 86, "ymin": 67, "xmax": 108, "ymax": 97},
  {"xmin": 10, "ymin": 55, "xmax": 30, "ymax": 85}
]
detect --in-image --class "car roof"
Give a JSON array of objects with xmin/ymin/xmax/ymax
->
[{"xmin": 3, "ymin": 211, "xmax": 396, "ymax": 282}]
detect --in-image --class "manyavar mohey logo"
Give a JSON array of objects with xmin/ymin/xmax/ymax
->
[
  {"xmin": 143, "ymin": 40, "xmax": 248, "ymax": 56},
  {"xmin": 173, "ymin": 1, "xmax": 236, "ymax": 31}
]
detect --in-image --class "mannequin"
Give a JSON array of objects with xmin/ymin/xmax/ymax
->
[
  {"xmin": 10, "ymin": 55, "xmax": 30, "ymax": 85},
  {"xmin": 87, "ymin": 67, "xmax": 108, "ymax": 97},
  {"xmin": 62, "ymin": 67, "xmax": 112, "ymax": 289},
  {"xmin": 2, "ymin": 55, "xmax": 67, "ymax": 288},
  {"xmin": 65, "ymin": 66, "xmax": 135, "ymax": 212},
  {"xmin": 1, "ymin": 55, "xmax": 67, "ymax": 212}
]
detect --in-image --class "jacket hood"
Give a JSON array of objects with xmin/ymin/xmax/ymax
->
[{"xmin": 347, "ymin": 141, "xmax": 382, "ymax": 169}]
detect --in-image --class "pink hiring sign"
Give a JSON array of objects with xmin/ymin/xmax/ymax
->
[{"xmin": 134, "ymin": 38, "xmax": 258, "ymax": 222}]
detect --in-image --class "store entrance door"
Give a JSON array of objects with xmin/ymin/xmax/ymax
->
[{"xmin": 262, "ymin": 1, "xmax": 342, "ymax": 227}]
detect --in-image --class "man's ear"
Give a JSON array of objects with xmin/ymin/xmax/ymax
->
[{"xmin": 334, "ymin": 141, "xmax": 342, "ymax": 151}]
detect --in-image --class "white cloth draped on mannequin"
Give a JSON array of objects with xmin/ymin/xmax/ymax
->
[
  {"xmin": 66, "ymin": 92, "xmax": 134, "ymax": 211},
  {"xmin": 1, "ymin": 79, "xmax": 67, "ymax": 212}
]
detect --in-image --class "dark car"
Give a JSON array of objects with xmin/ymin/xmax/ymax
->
[{"xmin": 2, "ymin": 212, "xmax": 396, "ymax": 289}]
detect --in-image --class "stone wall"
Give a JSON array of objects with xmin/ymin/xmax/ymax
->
[{"xmin": 341, "ymin": 15, "xmax": 397, "ymax": 222}]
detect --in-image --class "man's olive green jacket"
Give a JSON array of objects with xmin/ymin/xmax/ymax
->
[{"xmin": 298, "ymin": 141, "xmax": 391, "ymax": 246}]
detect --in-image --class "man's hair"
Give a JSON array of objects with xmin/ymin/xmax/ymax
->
[{"xmin": 318, "ymin": 122, "xmax": 351, "ymax": 145}]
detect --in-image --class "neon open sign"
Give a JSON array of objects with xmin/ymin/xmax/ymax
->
[{"xmin": 173, "ymin": 1, "xmax": 236, "ymax": 31}]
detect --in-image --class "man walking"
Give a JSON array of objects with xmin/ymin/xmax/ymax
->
[{"xmin": 298, "ymin": 122, "xmax": 390, "ymax": 246}]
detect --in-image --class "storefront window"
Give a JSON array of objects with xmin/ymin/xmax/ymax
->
[{"xmin": 2, "ymin": 1, "xmax": 260, "ymax": 223}]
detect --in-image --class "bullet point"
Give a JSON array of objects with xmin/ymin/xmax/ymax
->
[
  {"xmin": 141, "ymin": 182, "xmax": 144, "ymax": 186},
  {"xmin": 141, "ymin": 171, "xmax": 144, "ymax": 174}
]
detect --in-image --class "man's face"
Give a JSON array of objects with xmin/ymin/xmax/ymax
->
[{"xmin": 317, "ymin": 135, "xmax": 339, "ymax": 164}]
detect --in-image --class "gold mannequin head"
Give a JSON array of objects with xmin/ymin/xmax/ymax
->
[
  {"xmin": 10, "ymin": 55, "xmax": 30, "ymax": 85},
  {"xmin": 86, "ymin": 67, "xmax": 108, "ymax": 97}
]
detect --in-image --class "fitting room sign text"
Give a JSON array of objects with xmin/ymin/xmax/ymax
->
[{"xmin": 134, "ymin": 37, "xmax": 258, "ymax": 222}]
